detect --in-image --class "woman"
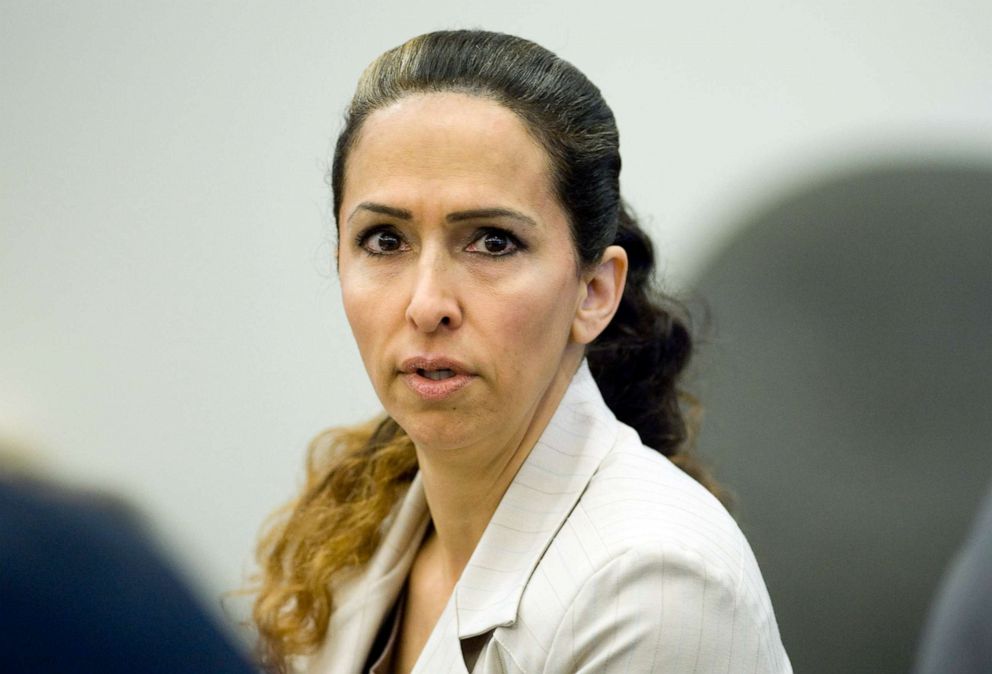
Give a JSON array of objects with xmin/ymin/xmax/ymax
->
[{"xmin": 254, "ymin": 30, "xmax": 791, "ymax": 674}]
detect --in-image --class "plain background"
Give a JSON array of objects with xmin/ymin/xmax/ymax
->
[{"xmin": 2, "ymin": 0, "xmax": 990, "ymax": 637}]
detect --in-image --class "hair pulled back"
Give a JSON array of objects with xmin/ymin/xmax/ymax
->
[{"xmin": 253, "ymin": 30, "xmax": 717, "ymax": 672}]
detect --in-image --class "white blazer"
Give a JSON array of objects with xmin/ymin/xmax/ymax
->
[{"xmin": 306, "ymin": 362, "xmax": 792, "ymax": 673}]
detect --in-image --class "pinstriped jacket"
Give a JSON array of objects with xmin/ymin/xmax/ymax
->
[{"xmin": 305, "ymin": 362, "xmax": 792, "ymax": 673}]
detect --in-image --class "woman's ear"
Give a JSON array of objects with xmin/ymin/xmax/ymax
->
[{"xmin": 571, "ymin": 245, "xmax": 628, "ymax": 345}]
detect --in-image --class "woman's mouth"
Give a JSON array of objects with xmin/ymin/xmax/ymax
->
[
  {"xmin": 418, "ymin": 368, "xmax": 455, "ymax": 381},
  {"xmin": 400, "ymin": 358, "xmax": 474, "ymax": 401}
]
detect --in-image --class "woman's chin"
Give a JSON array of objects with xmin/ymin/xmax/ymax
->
[{"xmin": 393, "ymin": 412, "xmax": 487, "ymax": 455}]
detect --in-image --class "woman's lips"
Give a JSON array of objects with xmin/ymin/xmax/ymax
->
[
  {"xmin": 399, "ymin": 356, "xmax": 475, "ymax": 401},
  {"xmin": 401, "ymin": 370, "xmax": 474, "ymax": 401}
]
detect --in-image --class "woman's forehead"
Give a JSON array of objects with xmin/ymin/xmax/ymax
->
[
  {"xmin": 342, "ymin": 93, "xmax": 559, "ymax": 219},
  {"xmin": 353, "ymin": 93, "xmax": 548, "ymax": 168}
]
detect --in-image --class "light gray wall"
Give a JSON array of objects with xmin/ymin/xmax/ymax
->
[{"xmin": 2, "ymin": 0, "xmax": 990, "ymax": 625}]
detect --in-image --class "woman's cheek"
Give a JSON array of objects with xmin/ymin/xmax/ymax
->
[{"xmin": 502, "ymin": 286, "xmax": 570, "ymax": 363}]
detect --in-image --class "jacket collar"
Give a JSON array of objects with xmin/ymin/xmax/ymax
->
[{"xmin": 453, "ymin": 360, "xmax": 619, "ymax": 637}]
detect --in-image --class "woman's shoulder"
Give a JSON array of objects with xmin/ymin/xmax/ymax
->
[
  {"xmin": 499, "ymin": 424, "xmax": 790, "ymax": 673},
  {"xmin": 577, "ymin": 423, "xmax": 746, "ymax": 572}
]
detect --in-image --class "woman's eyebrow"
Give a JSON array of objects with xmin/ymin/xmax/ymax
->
[
  {"xmin": 446, "ymin": 208, "xmax": 536, "ymax": 227},
  {"xmin": 349, "ymin": 203, "xmax": 537, "ymax": 227},
  {"xmin": 348, "ymin": 202, "xmax": 413, "ymax": 222}
]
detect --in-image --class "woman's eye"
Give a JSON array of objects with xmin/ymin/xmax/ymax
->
[
  {"xmin": 358, "ymin": 228, "xmax": 407, "ymax": 255},
  {"xmin": 467, "ymin": 229, "xmax": 521, "ymax": 257}
]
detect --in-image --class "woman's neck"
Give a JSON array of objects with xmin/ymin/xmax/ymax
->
[{"xmin": 413, "ymin": 355, "xmax": 580, "ymax": 585}]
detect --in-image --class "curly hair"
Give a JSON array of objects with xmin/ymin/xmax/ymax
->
[{"xmin": 251, "ymin": 29, "xmax": 721, "ymax": 672}]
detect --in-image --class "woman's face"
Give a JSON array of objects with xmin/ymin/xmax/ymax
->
[{"xmin": 337, "ymin": 92, "xmax": 590, "ymax": 452}]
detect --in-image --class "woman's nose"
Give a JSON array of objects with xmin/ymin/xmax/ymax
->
[{"xmin": 404, "ymin": 254, "xmax": 462, "ymax": 332}]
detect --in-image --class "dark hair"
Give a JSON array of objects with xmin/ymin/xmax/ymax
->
[
  {"xmin": 331, "ymin": 29, "xmax": 712, "ymax": 480},
  {"xmin": 253, "ymin": 30, "xmax": 718, "ymax": 671}
]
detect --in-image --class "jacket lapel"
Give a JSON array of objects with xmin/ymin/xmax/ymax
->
[
  {"xmin": 307, "ymin": 473, "xmax": 431, "ymax": 674},
  {"xmin": 453, "ymin": 360, "xmax": 619, "ymax": 639}
]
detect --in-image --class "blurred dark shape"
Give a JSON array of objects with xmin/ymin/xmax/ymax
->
[
  {"xmin": 692, "ymin": 161, "xmax": 992, "ymax": 674},
  {"xmin": 0, "ymin": 475, "xmax": 259, "ymax": 674},
  {"xmin": 915, "ymin": 482, "xmax": 992, "ymax": 673}
]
